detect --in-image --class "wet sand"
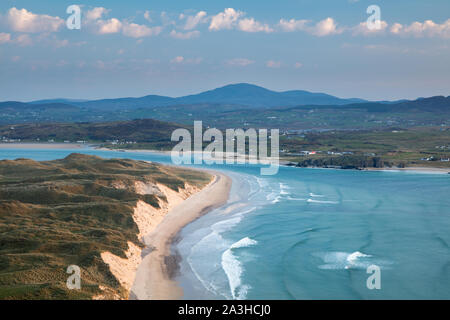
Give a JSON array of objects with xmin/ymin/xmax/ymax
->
[{"xmin": 130, "ymin": 172, "xmax": 231, "ymax": 300}]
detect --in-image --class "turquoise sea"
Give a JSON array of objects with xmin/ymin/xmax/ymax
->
[{"xmin": 1, "ymin": 146, "xmax": 449, "ymax": 299}]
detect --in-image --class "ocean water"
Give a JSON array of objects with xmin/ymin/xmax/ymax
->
[{"xmin": 1, "ymin": 147, "xmax": 449, "ymax": 299}]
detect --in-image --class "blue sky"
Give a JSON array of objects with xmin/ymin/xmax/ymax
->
[{"xmin": 0, "ymin": 0, "xmax": 449, "ymax": 101}]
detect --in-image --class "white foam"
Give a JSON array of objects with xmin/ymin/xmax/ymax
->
[
  {"xmin": 315, "ymin": 251, "xmax": 373, "ymax": 270},
  {"xmin": 287, "ymin": 196, "xmax": 306, "ymax": 201},
  {"xmin": 222, "ymin": 237, "xmax": 258, "ymax": 300},
  {"xmin": 347, "ymin": 251, "xmax": 370, "ymax": 263},
  {"xmin": 307, "ymin": 199, "xmax": 339, "ymax": 204},
  {"xmin": 186, "ymin": 207, "xmax": 257, "ymax": 299}
]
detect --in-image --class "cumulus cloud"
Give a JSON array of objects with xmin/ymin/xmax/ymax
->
[
  {"xmin": 390, "ymin": 19, "xmax": 450, "ymax": 38},
  {"xmin": 6, "ymin": 7, "xmax": 64, "ymax": 33},
  {"xmin": 278, "ymin": 17, "xmax": 341, "ymax": 36},
  {"xmin": 226, "ymin": 58, "xmax": 255, "ymax": 66},
  {"xmin": 209, "ymin": 8, "xmax": 243, "ymax": 31},
  {"xmin": 122, "ymin": 22, "xmax": 162, "ymax": 38},
  {"xmin": 96, "ymin": 18, "xmax": 122, "ymax": 34},
  {"xmin": 238, "ymin": 18, "xmax": 273, "ymax": 33},
  {"xmin": 278, "ymin": 19, "xmax": 309, "ymax": 32},
  {"xmin": 266, "ymin": 60, "xmax": 281, "ymax": 68},
  {"xmin": 0, "ymin": 33, "xmax": 11, "ymax": 44},
  {"xmin": 182, "ymin": 11, "xmax": 208, "ymax": 30},
  {"xmin": 310, "ymin": 17, "xmax": 342, "ymax": 36},
  {"xmin": 85, "ymin": 7, "xmax": 109, "ymax": 21},
  {"xmin": 170, "ymin": 30, "xmax": 200, "ymax": 39},
  {"xmin": 352, "ymin": 20, "xmax": 388, "ymax": 36},
  {"xmin": 84, "ymin": 7, "xmax": 161, "ymax": 38}
]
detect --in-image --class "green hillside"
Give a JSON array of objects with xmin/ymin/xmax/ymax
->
[{"xmin": 0, "ymin": 154, "xmax": 211, "ymax": 299}]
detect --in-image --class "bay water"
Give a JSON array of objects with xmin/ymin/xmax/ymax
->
[{"xmin": 1, "ymin": 147, "xmax": 449, "ymax": 299}]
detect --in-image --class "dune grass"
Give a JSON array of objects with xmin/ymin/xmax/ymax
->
[{"xmin": 0, "ymin": 153, "xmax": 211, "ymax": 299}]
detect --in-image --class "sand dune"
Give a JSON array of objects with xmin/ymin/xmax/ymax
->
[{"xmin": 131, "ymin": 172, "xmax": 231, "ymax": 300}]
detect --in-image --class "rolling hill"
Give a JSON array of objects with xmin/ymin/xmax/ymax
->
[
  {"xmin": 0, "ymin": 85, "xmax": 448, "ymax": 129},
  {"xmin": 30, "ymin": 83, "xmax": 366, "ymax": 110}
]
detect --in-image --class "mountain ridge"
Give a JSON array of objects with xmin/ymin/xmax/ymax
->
[{"xmin": 24, "ymin": 83, "xmax": 367, "ymax": 109}]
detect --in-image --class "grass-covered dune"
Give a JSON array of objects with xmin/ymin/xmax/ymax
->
[{"xmin": 0, "ymin": 153, "xmax": 211, "ymax": 300}]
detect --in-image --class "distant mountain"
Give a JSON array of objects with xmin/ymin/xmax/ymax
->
[
  {"xmin": 0, "ymin": 102, "xmax": 80, "ymax": 112},
  {"xmin": 62, "ymin": 83, "xmax": 367, "ymax": 110},
  {"xmin": 303, "ymin": 95, "xmax": 450, "ymax": 113},
  {"xmin": 29, "ymin": 98, "xmax": 89, "ymax": 105},
  {"xmin": 174, "ymin": 83, "xmax": 366, "ymax": 107},
  {"xmin": 0, "ymin": 88, "xmax": 448, "ymax": 129}
]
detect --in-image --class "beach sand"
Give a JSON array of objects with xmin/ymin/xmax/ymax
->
[{"xmin": 130, "ymin": 172, "xmax": 231, "ymax": 300}]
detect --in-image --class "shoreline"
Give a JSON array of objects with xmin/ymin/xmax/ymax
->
[
  {"xmin": 1, "ymin": 143, "xmax": 448, "ymax": 174},
  {"xmin": 130, "ymin": 171, "xmax": 232, "ymax": 300},
  {"xmin": 0, "ymin": 142, "xmax": 85, "ymax": 149},
  {"xmin": 98, "ymin": 147, "xmax": 450, "ymax": 174},
  {"xmin": 281, "ymin": 163, "xmax": 450, "ymax": 174},
  {"xmin": 364, "ymin": 166, "xmax": 450, "ymax": 174}
]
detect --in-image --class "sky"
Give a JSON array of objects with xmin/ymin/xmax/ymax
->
[{"xmin": 0, "ymin": 0, "xmax": 449, "ymax": 101}]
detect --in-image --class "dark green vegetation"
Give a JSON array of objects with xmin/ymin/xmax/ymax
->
[
  {"xmin": 0, "ymin": 154, "xmax": 211, "ymax": 299},
  {"xmin": 1, "ymin": 119, "xmax": 187, "ymax": 150},
  {"xmin": 282, "ymin": 126, "xmax": 450, "ymax": 169}
]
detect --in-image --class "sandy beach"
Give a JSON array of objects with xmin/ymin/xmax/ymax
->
[{"xmin": 130, "ymin": 172, "xmax": 231, "ymax": 300}]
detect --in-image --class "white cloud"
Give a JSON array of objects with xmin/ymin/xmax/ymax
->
[
  {"xmin": 122, "ymin": 22, "xmax": 161, "ymax": 38},
  {"xmin": 278, "ymin": 19, "xmax": 309, "ymax": 32},
  {"xmin": 183, "ymin": 11, "xmax": 208, "ymax": 30},
  {"xmin": 0, "ymin": 33, "xmax": 11, "ymax": 44},
  {"xmin": 390, "ymin": 23, "xmax": 403, "ymax": 35},
  {"xmin": 294, "ymin": 62, "xmax": 303, "ymax": 68},
  {"xmin": 209, "ymin": 8, "xmax": 243, "ymax": 31},
  {"xmin": 238, "ymin": 18, "xmax": 273, "ymax": 33},
  {"xmin": 171, "ymin": 56, "xmax": 185, "ymax": 64},
  {"xmin": 96, "ymin": 18, "xmax": 122, "ymax": 34},
  {"xmin": 266, "ymin": 60, "xmax": 281, "ymax": 68},
  {"xmin": 6, "ymin": 7, "xmax": 64, "ymax": 33},
  {"xmin": 226, "ymin": 58, "xmax": 255, "ymax": 66},
  {"xmin": 390, "ymin": 19, "xmax": 450, "ymax": 38},
  {"xmin": 278, "ymin": 17, "xmax": 341, "ymax": 36},
  {"xmin": 310, "ymin": 17, "xmax": 342, "ymax": 36},
  {"xmin": 86, "ymin": 7, "xmax": 109, "ymax": 21},
  {"xmin": 86, "ymin": 8, "xmax": 162, "ymax": 38},
  {"xmin": 170, "ymin": 30, "xmax": 200, "ymax": 39},
  {"xmin": 352, "ymin": 21, "xmax": 388, "ymax": 36}
]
